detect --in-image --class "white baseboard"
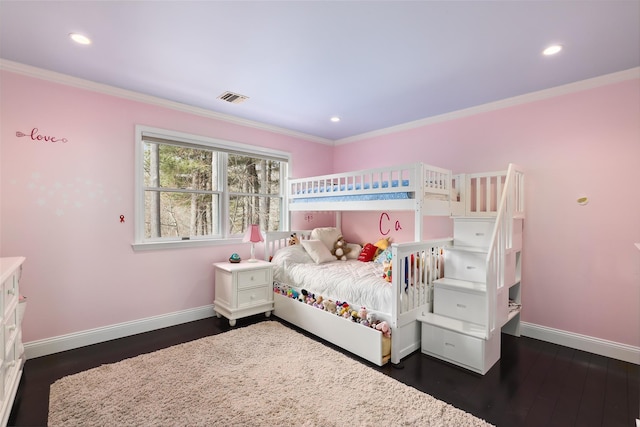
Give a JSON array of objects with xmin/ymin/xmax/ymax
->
[
  {"xmin": 521, "ymin": 322, "xmax": 640, "ymax": 365},
  {"xmin": 24, "ymin": 305, "xmax": 215, "ymax": 360},
  {"xmin": 23, "ymin": 312, "xmax": 640, "ymax": 365}
]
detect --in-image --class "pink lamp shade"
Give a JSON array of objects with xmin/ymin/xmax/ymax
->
[{"xmin": 243, "ymin": 224, "xmax": 263, "ymax": 262}]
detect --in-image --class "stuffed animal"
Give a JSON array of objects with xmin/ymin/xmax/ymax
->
[
  {"xmin": 374, "ymin": 237, "xmax": 391, "ymax": 257},
  {"xmin": 382, "ymin": 260, "xmax": 392, "ymax": 282},
  {"xmin": 366, "ymin": 312, "xmax": 377, "ymax": 326},
  {"xmin": 376, "ymin": 321, "xmax": 391, "ymax": 338},
  {"xmin": 358, "ymin": 306, "xmax": 368, "ymax": 322},
  {"xmin": 323, "ymin": 299, "xmax": 336, "ymax": 313},
  {"xmin": 331, "ymin": 235, "xmax": 352, "ymax": 261},
  {"xmin": 288, "ymin": 233, "xmax": 300, "ymax": 245}
]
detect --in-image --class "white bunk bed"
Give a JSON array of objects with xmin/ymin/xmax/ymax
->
[
  {"xmin": 264, "ymin": 162, "xmax": 524, "ymax": 368},
  {"xmin": 287, "ymin": 163, "xmax": 465, "ymax": 240}
]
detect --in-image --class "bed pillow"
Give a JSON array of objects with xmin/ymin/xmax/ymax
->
[
  {"xmin": 346, "ymin": 243, "xmax": 362, "ymax": 259},
  {"xmin": 271, "ymin": 244, "xmax": 313, "ymax": 265},
  {"xmin": 310, "ymin": 227, "xmax": 342, "ymax": 251},
  {"xmin": 358, "ymin": 243, "xmax": 378, "ymax": 262},
  {"xmin": 301, "ymin": 239, "xmax": 336, "ymax": 264}
]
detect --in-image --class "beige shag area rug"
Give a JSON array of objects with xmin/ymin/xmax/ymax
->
[{"xmin": 49, "ymin": 321, "xmax": 493, "ymax": 426}]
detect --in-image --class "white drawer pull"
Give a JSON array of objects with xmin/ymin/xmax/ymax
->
[
  {"xmin": 475, "ymin": 232, "xmax": 484, "ymax": 236},
  {"xmin": 7, "ymin": 325, "xmax": 16, "ymax": 332},
  {"xmin": 6, "ymin": 361, "xmax": 15, "ymax": 368},
  {"xmin": 7, "ymin": 289, "xmax": 14, "ymax": 295},
  {"xmin": 466, "ymin": 266, "xmax": 476, "ymax": 269},
  {"xmin": 456, "ymin": 304, "xmax": 466, "ymax": 309},
  {"xmin": 445, "ymin": 342, "xmax": 455, "ymax": 348}
]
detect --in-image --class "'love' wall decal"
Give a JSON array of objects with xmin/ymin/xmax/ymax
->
[{"xmin": 16, "ymin": 128, "xmax": 68, "ymax": 143}]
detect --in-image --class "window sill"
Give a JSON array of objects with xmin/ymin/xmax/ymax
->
[{"xmin": 132, "ymin": 238, "xmax": 243, "ymax": 252}]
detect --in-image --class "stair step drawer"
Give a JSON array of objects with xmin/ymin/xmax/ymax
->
[
  {"xmin": 434, "ymin": 286, "xmax": 486, "ymax": 324},
  {"xmin": 445, "ymin": 251, "xmax": 486, "ymax": 282},
  {"xmin": 421, "ymin": 324, "xmax": 483, "ymax": 371},
  {"xmin": 454, "ymin": 220, "xmax": 494, "ymax": 249}
]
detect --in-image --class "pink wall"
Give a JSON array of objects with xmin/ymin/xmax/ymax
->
[
  {"xmin": 335, "ymin": 78, "xmax": 640, "ymax": 348},
  {"xmin": 2, "ymin": 68, "xmax": 638, "ymax": 351},
  {"xmin": 0, "ymin": 70, "xmax": 333, "ymax": 342}
]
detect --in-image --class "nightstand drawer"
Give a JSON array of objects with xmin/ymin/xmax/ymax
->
[
  {"xmin": 237, "ymin": 269, "xmax": 270, "ymax": 289},
  {"xmin": 238, "ymin": 286, "xmax": 270, "ymax": 307}
]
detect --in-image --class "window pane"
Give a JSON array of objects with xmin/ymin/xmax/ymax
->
[
  {"xmin": 229, "ymin": 195, "xmax": 281, "ymax": 235},
  {"xmin": 145, "ymin": 191, "xmax": 219, "ymax": 238},
  {"xmin": 227, "ymin": 155, "xmax": 280, "ymax": 195},
  {"xmin": 144, "ymin": 142, "xmax": 218, "ymax": 191}
]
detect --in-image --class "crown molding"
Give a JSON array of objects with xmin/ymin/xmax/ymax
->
[
  {"xmin": 335, "ymin": 67, "xmax": 640, "ymax": 145},
  {"xmin": 3, "ymin": 59, "xmax": 637, "ymax": 147},
  {"xmin": 0, "ymin": 59, "xmax": 334, "ymax": 146}
]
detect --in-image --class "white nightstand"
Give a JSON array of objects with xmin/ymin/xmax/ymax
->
[{"xmin": 213, "ymin": 260, "xmax": 274, "ymax": 326}]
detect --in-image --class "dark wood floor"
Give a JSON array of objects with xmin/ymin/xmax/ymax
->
[{"xmin": 9, "ymin": 315, "xmax": 639, "ymax": 427}]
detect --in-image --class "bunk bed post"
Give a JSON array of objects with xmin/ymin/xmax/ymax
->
[{"xmin": 415, "ymin": 163, "xmax": 424, "ymax": 241}]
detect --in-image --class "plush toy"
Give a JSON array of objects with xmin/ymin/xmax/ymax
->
[
  {"xmin": 358, "ymin": 306, "xmax": 368, "ymax": 322},
  {"xmin": 374, "ymin": 237, "xmax": 391, "ymax": 257},
  {"xmin": 331, "ymin": 235, "xmax": 352, "ymax": 261},
  {"xmin": 382, "ymin": 250, "xmax": 393, "ymax": 282},
  {"xmin": 313, "ymin": 295, "xmax": 324, "ymax": 309},
  {"xmin": 382, "ymin": 260, "xmax": 392, "ymax": 282},
  {"xmin": 376, "ymin": 320, "xmax": 391, "ymax": 338},
  {"xmin": 366, "ymin": 312, "xmax": 377, "ymax": 327},
  {"xmin": 323, "ymin": 299, "xmax": 337, "ymax": 313},
  {"xmin": 288, "ymin": 233, "xmax": 300, "ymax": 245}
]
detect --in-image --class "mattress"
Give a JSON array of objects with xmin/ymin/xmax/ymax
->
[{"xmin": 270, "ymin": 245, "xmax": 392, "ymax": 313}]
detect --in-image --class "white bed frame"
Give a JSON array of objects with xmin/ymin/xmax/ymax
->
[
  {"xmin": 287, "ymin": 163, "xmax": 465, "ymax": 240},
  {"xmin": 265, "ymin": 162, "xmax": 520, "ymax": 366},
  {"xmin": 266, "ymin": 231, "xmax": 451, "ymax": 366}
]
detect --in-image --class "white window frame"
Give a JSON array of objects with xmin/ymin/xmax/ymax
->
[{"xmin": 132, "ymin": 125, "xmax": 290, "ymax": 251}]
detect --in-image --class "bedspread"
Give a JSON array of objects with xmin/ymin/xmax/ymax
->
[{"xmin": 271, "ymin": 245, "xmax": 392, "ymax": 313}]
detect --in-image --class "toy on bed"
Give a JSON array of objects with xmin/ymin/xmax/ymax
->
[
  {"xmin": 288, "ymin": 233, "xmax": 300, "ymax": 245},
  {"xmin": 331, "ymin": 235, "xmax": 352, "ymax": 261}
]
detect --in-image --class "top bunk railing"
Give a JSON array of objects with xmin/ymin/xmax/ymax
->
[
  {"xmin": 288, "ymin": 163, "xmax": 453, "ymax": 201},
  {"xmin": 463, "ymin": 167, "xmax": 524, "ymax": 217}
]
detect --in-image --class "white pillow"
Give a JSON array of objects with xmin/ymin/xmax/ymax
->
[
  {"xmin": 271, "ymin": 245, "xmax": 313, "ymax": 265},
  {"xmin": 310, "ymin": 227, "xmax": 342, "ymax": 251},
  {"xmin": 346, "ymin": 243, "xmax": 362, "ymax": 260},
  {"xmin": 301, "ymin": 240, "xmax": 335, "ymax": 264}
]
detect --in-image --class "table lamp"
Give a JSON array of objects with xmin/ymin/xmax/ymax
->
[{"xmin": 243, "ymin": 224, "xmax": 263, "ymax": 262}]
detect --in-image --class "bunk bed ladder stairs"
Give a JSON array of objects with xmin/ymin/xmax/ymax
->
[{"xmin": 418, "ymin": 165, "xmax": 524, "ymax": 375}]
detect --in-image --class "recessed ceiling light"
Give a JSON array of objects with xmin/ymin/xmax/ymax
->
[
  {"xmin": 543, "ymin": 44, "xmax": 562, "ymax": 56},
  {"xmin": 330, "ymin": 116, "xmax": 340, "ymax": 123},
  {"xmin": 69, "ymin": 33, "xmax": 91, "ymax": 45}
]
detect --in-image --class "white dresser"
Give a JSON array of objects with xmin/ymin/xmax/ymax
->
[
  {"xmin": 0, "ymin": 257, "xmax": 25, "ymax": 427},
  {"xmin": 213, "ymin": 260, "xmax": 274, "ymax": 326}
]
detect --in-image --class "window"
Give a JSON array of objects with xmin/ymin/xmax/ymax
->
[{"xmin": 134, "ymin": 126, "xmax": 289, "ymax": 250}]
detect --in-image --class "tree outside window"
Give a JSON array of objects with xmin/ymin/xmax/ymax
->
[{"xmin": 137, "ymin": 128, "xmax": 287, "ymax": 246}]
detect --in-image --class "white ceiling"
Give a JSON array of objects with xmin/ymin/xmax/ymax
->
[{"xmin": 1, "ymin": 1, "xmax": 638, "ymax": 142}]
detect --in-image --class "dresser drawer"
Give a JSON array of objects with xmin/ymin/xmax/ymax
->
[
  {"xmin": 237, "ymin": 286, "xmax": 270, "ymax": 307},
  {"xmin": 453, "ymin": 220, "xmax": 494, "ymax": 249},
  {"xmin": 3, "ymin": 309, "xmax": 18, "ymax": 350},
  {"xmin": 2, "ymin": 339, "xmax": 17, "ymax": 396},
  {"xmin": 445, "ymin": 250, "xmax": 486, "ymax": 283},
  {"xmin": 2, "ymin": 272, "xmax": 18, "ymax": 318},
  {"xmin": 422, "ymin": 324, "xmax": 483, "ymax": 371},
  {"xmin": 237, "ymin": 269, "xmax": 270, "ymax": 289},
  {"xmin": 434, "ymin": 286, "xmax": 485, "ymax": 325}
]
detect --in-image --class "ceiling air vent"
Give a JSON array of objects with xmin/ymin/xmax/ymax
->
[{"xmin": 217, "ymin": 91, "xmax": 249, "ymax": 104}]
